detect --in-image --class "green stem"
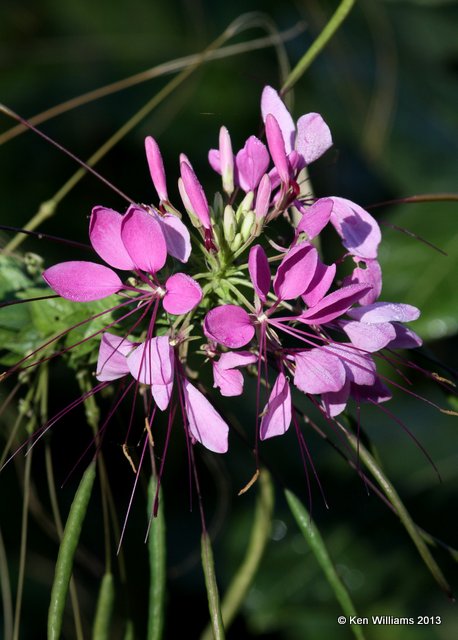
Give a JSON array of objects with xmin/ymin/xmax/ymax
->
[
  {"xmin": 147, "ymin": 477, "xmax": 166, "ymax": 640},
  {"xmin": 282, "ymin": 0, "xmax": 356, "ymax": 93},
  {"xmin": 92, "ymin": 573, "xmax": 115, "ymax": 640},
  {"xmin": 200, "ymin": 469, "xmax": 274, "ymax": 640},
  {"xmin": 201, "ymin": 533, "xmax": 225, "ymax": 640},
  {"xmin": 0, "ymin": 527, "xmax": 13, "ymax": 640},
  {"xmin": 285, "ymin": 489, "xmax": 366, "ymax": 640},
  {"xmin": 48, "ymin": 461, "xmax": 96, "ymax": 640}
]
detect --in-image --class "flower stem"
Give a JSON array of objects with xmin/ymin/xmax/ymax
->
[
  {"xmin": 92, "ymin": 572, "xmax": 115, "ymax": 640},
  {"xmin": 282, "ymin": 0, "xmax": 356, "ymax": 94},
  {"xmin": 147, "ymin": 477, "xmax": 166, "ymax": 640},
  {"xmin": 201, "ymin": 532, "xmax": 225, "ymax": 640}
]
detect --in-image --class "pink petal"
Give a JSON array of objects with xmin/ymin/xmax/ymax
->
[
  {"xmin": 219, "ymin": 126, "xmax": 234, "ymax": 194},
  {"xmin": 208, "ymin": 148, "xmax": 221, "ymax": 174},
  {"xmin": 96, "ymin": 333, "xmax": 136, "ymax": 381},
  {"xmin": 294, "ymin": 348, "xmax": 346, "ymax": 394},
  {"xmin": 387, "ymin": 323, "xmax": 423, "ymax": 349},
  {"xmin": 217, "ymin": 351, "xmax": 257, "ymax": 370},
  {"xmin": 353, "ymin": 377, "xmax": 392, "ymax": 404},
  {"xmin": 121, "ymin": 207, "xmax": 167, "ymax": 274},
  {"xmin": 296, "ymin": 198, "xmax": 333, "ymax": 239},
  {"xmin": 347, "ymin": 302, "xmax": 420, "ymax": 324},
  {"xmin": 182, "ymin": 379, "xmax": 229, "ymax": 453},
  {"xmin": 343, "ymin": 258, "xmax": 382, "ymax": 305},
  {"xmin": 295, "ymin": 113, "xmax": 333, "ymax": 164},
  {"xmin": 89, "ymin": 207, "xmax": 136, "ymax": 270},
  {"xmin": 302, "ymin": 260, "xmax": 336, "ymax": 307},
  {"xmin": 273, "ymin": 243, "xmax": 318, "ymax": 300},
  {"xmin": 235, "ymin": 136, "xmax": 270, "ymax": 192},
  {"xmin": 43, "ymin": 261, "xmax": 123, "ymax": 302},
  {"xmin": 261, "ymin": 86, "xmax": 296, "ymax": 153},
  {"xmin": 260, "ymin": 372, "xmax": 292, "ymax": 440},
  {"xmin": 265, "ymin": 114, "xmax": 289, "ymax": 183},
  {"xmin": 151, "ymin": 211, "xmax": 191, "ymax": 263},
  {"xmin": 163, "ymin": 273, "xmax": 202, "ymax": 315},
  {"xmin": 300, "ymin": 283, "xmax": 372, "ymax": 325},
  {"xmin": 322, "ymin": 378, "xmax": 351, "ymax": 417},
  {"xmin": 213, "ymin": 365, "xmax": 244, "ymax": 397},
  {"xmin": 324, "ymin": 343, "xmax": 376, "ymax": 386},
  {"xmin": 340, "ymin": 320, "xmax": 396, "ymax": 352},
  {"xmin": 255, "ymin": 174, "xmax": 272, "ymax": 219},
  {"xmin": 152, "ymin": 380, "xmax": 174, "ymax": 411},
  {"xmin": 145, "ymin": 136, "xmax": 168, "ymax": 201},
  {"xmin": 180, "ymin": 161, "xmax": 211, "ymax": 229},
  {"xmin": 127, "ymin": 337, "xmax": 174, "ymax": 385},
  {"xmin": 330, "ymin": 197, "xmax": 381, "ymax": 259},
  {"xmin": 203, "ymin": 305, "xmax": 254, "ymax": 348},
  {"xmin": 248, "ymin": 245, "xmax": 271, "ymax": 302}
]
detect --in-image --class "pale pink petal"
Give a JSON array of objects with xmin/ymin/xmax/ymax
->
[
  {"xmin": 387, "ymin": 323, "xmax": 423, "ymax": 349},
  {"xmin": 347, "ymin": 302, "xmax": 420, "ymax": 324},
  {"xmin": 324, "ymin": 344, "xmax": 376, "ymax": 386},
  {"xmin": 330, "ymin": 197, "xmax": 381, "ymax": 259},
  {"xmin": 220, "ymin": 126, "xmax": 234, "ymax": 194},
  {"xmin": 127, "ymin": 337, "xmax": 174, "ymax": 385},
  {"xmin": 343, "ymin": 258, "xmax": 382, "ymax": 305},
  {"xmin": 295, "ymin": 113, "xmax": 333, "ymax": 164},
  {"xmin": 121, "ymin": 207, "xmax": 167, "ymax": 274},
  {"xmin": 183, "ymin": 379, "xmax": 229, "ymax": 453},
  {"xmin": 296, "ymin": 198, "xmax": 333, "ymax": 239},
  {"xmin": 180, "ymin": 161, "xmax": 211, "ymax": 229},
  {"xmin": 151, "ymin": 211, "xmax": 191, "ymax": 263},
  {"xmin": 203, "ymin": 305, "xmax": 254, "ymax": 348},
  {"xmin": 235, "ymin": 136, "xmax": 270, "ymax": 192},
  {"xmin": 208, "ymin": 149, "xmax": 221, "ymax": 174},
  {"xmin": 261, "ymin": 86, "xmax": 296, "ymax": 153},
  {"xmin": 294, "ymin": 348, "xmax": 346, "ymax": 394},
  {"xmin": 43, "ymin": 261, "xmax": 123, "ymax": 302},
  {"xmin": 163, "ymin": 273, "xmax": 202, "ymax": 315},
  {"xmin": 151, "ymin": 380, "xmax": 174, "ymax": 411},
  {"xmin": 145, "ymin": 136, "xmax": 168, "ymax": 201},
  {"xmin": 255, "ymin": 174, "xmax": 271, "ymax": 219},
  {"xmin": 300, "ymin": 283, "xmax": 372, "ymax": 325},
  {"xmin": 260, "ymin": 372, "xmax": 292, "ymax": 440},
  {"xmin": 217, "ymin": 351, "xmax": 257, "ymax": 370},
  {"xmin": 89, "ymin": 207, "xmax": 136, "ymax": 270},
  {"xmin": 213, "ymin": 365, "xmax": 244, "ymax": 397},
  {"xmin": 96, "ymin": 333, "xmax": 136, "ymax": 381},
  {"xmin": 248, "ymin": 245, "xmax": 271, "ymax": 302},
  {"xmin": 265, "ymin": 114, "xmax": 289, "ymax": 183},
  {"xmin": 302, "ymin": 260, "xmax": 336, "ymax": 307},
  {"xmin": 273, "ymin": 243, "xmax": 318, "ymax": 300},
  {"xmin": 340, "ymin": 320, "xmax": 396, "ymax": 352},
  {"xmin": 322, "ymin": 378, "xmax": 351, "ymax": 417}
]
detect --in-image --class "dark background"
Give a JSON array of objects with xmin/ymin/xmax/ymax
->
[{"xmin": 1, "ymin": 1, "xmax": 457, "ymax": 638}]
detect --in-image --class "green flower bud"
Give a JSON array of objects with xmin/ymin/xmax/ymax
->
[
  {"xmin": 240, "ymin": 210, "xmax": 255, "ymax": 242},
  {"xmin": 236, "ymin": 191, "xmax": 254, "ymax": 222},
  {"xmin": 230, "ymin": 232, "xmax": 243, "ymax": 252},
  {"xmin": 223, "ymin": 205, "xmax": 236, "ymax": 242}
]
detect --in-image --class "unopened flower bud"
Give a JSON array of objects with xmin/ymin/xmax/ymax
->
[
  {"xmin": 145, "ymin": 136, "xmax": 168, "ymax": 202},
  {"xmin": 240, "ymin": 210, "xmax": 255, "ymax": 242},
  {"xmin": 180, "ymin": 161, "xmax": 211, "ymax": 230},
  {"xmin": 265, "ymin": 114, "xmax": 289, "ymax": 184},
  {"xmin": 255, "ymin": 173, "xmax": 271, "ymax": 219},
  {"xmin": 236, "ymin": 191, "xmax": 254, "ymax": 222},
  {"xmin": 223, "ymin": 205, "xmax": 236, "ymax": 242},
  {"xmin": 178, "ymin": 177, "xmax": 201, "ymax": 228},
  {"xmin": 230, "ymin": 232, "xmax": 243, "ymax": 252},
  {"xmin": 213, "ymin": 192, "xmax": 224, "ymax": 220},
  {"xmin": 219, "ymin": 126, "xmax": 234, "ymax": 195}
]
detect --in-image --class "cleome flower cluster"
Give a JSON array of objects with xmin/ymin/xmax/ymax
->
[{"xmin": 42, "ymin": 86, "xmax": 422, "ymax": 455}]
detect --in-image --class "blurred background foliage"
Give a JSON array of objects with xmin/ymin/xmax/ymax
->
[{"xmin": 0, "ymin": 0, "xmax": 457, "ymax": 638}]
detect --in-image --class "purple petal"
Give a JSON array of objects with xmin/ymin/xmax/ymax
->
[
  {"xmin": 89, "ymin": 207, "xmax": 136, "ymax": 270},
  {"xmin": 43, "ymin": 261, "xmax": 122, "ymax": 302},
  {"xmin": 261, "ymin": 86, "xmax": 296, "ymax": 153},
  {"xmin": 151, "ymin": 211, "xmax": 191, "ymax": 263},
  {"xmin": 152, "ymin": 380, "xmax": 174, "ymax": 411},
  {"xmin": 330, "ymin": 197, "xmax": 381, "ymax": 259},
  {"xmin": 145, "ymin": 136, "xmax": 168, "ymax": 201},
  {"xmin": 127, "ymin": 337, "xmax": 174, "ymax": 385},
  {"xmin": 235, "ymin": 136, "xmax": 270, "ymax": 192},
  {"xmin": 322, "ymin": 378, "xmax": 351, "ymax": 417},
  {"xmin": 343, "ymin": 258, "xmax": 382, "ymax": 305},
  {"xmin": 302, "ymin": 259, "xmax": 336, "ymax": 307},
  {"xmin": 260, "ymin": 372, "xmax": 292, "ymax": 440},
  {"xmin": 213, "ymin": 365, "xmax": 244, "ymax": 397},
  {"xmin": 295, "ymin": 113, "xmax": 333, "ymax": 164},
  {"xmin": 294, "ymin": 348, "xmax": 346, "ymax": 394},
  {"xmin": 180, "ymin": 161, "xmax": 211, "ymax": 229},
  {"xmin": 340, "ymin": 320, "xmax": 396, "ymax": 352},
  {"xmin": 296, "ymin": 198, "xmax": 333, "ymax": 239},
  {"xmin": 248, "ymin": 245, "xmax": 271, "ymax": 302},
  {"xmin": 121, "ymin": 207, "xmax": 167, "ymax": 274},
  {"xmin": 217, "ymin": 351, "xmax": 257, "ymax": 370},
  {"xmin": 324, "ymin": 343, "xmax": 376, "ymax": 386},
  {"xmin": 255, "ymin": 174, "xmax": 271, "ymax": 219},
  {"xmin": 163, "ymin": 273, "xmax": 202, "ymax": 314},
  {"xmin": 353, "ymin": 377, "xmax": 392, "ymax": 404},
  {"xmin": 273, "ymin": 243, "xmax": 318, "ymax": 300},
  {"xmin": 203, "ymin": 305, "xmax": 254, "ymax": 348},
  {"xmin": 265, "ymin": 114, "xmax": 289, "ymax": 183},
  {"xmin": 300, "ymin": 284, "xmax": 372, "ymax": 325},
  {"xmin": 387, "ymin": 323, "xmax": 423, "ymax": 349},
  {"xmin": 183, "ymin": 379, "xmax": 229, "ymax": 453},
  {"xmin": 347, "ymin": 302, "xmax": 420, "ymax": 324},
  {"xmin": 96, "ymin": 333, "xmax": 136, "ymax": 381}
]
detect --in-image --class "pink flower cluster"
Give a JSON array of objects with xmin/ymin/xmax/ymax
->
[{"xmin": 42, "ymin": 86, "xmax": 422, "ymax": 456}]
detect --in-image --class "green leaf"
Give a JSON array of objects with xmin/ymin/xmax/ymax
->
[{"xmin": 285, "ymin": 489, "xmax": 366, "ymax": 640}]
